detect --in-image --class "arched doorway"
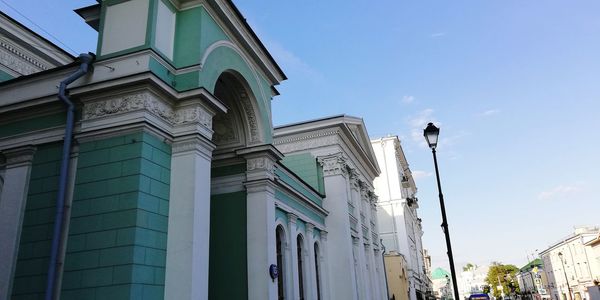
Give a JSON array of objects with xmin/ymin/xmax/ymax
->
[{"xmin": 208, "ymin": 70, "xmax": 262, "ymax": 299}]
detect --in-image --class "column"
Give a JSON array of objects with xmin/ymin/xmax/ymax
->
[
  {"xmin": 164, "ymin": 135, "xmax": 214, "ymax": 300},
  {"xmin": 288, "ymin": 213, "xmax": 300, "ymax": 300},
  {"xmin": 0, "ymin": 146, "xmax": 36, "ymax": 299},
  {"xmin": 353, "ymin": 178, "xmax": 369, "ymax": 300},
  {"xmin": 239, "ymin": 145, "xmax": 283, "ymax": 300},
  {"xmin": 307, "ymin": 223, "xmax": 317, "ymax": 300},
  {"xmin": 320, "ymin": 231, "xmax": 331, "ymax": 300},
  {"xmin": 318, "ymin": 153, "xmax": 358, "ymax": 300}
]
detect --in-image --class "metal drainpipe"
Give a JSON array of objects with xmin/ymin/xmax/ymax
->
[{"xmin": 44, "ymin": 53, "xmax": 94, "ymax": 300}]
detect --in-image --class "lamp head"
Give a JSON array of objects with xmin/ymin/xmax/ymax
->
[{"xmin": 423, "ymin": 122, "xmax": 440, "ymax": 149}]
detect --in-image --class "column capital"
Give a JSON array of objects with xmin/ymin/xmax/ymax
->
[
  {"xmin": 320, "ymin": 230, "xmax": 328, "ymax": 241},
  {"xmin": 317, "ymin": 152, "xmax": 349, "ymax": 177},
  {"xmin": 287, "ymin": 213, "xmax": 298, "ymax": 225},
  {"xmin": 237, "ymin": 144, "xmax": 283, "ymax": 182},
  {"xmin": 306, "ymin": 223, "xmax": 315, "ymax": 234},
  {"xmin": 349, "ymin": 169, "xmax": 360, "ymax": 189},
  {"xmin": 2, "ymin": 146, "xmax": 36, "ymax": 168}
]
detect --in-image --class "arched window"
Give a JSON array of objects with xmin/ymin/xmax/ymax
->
[
  {"xmin": 276, "ymin": 226, "xmax": 286, "ymax": 300},
  {"xmin": 297, "ymin": 235, "xmax": 305, "ymax": 300},
  {"xmin": 314, "ymin": 242, "xmax": 322, "ymax": 300}
]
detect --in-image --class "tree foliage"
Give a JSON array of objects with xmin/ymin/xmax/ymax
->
[
  {"xmin": 463, "ymin": 263, "xmax": 477, "ymax": 272},
  {"xmin": 485, "ymin": 263, "xmax": 521, "ymax": 298}
]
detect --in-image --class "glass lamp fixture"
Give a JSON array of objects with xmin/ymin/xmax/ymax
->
[{"xmin": 423, "ymin": 122, "xmax": 440, "ymax": 149}]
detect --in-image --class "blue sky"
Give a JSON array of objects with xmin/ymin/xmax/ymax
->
[{"xmin": 2, "ymin": 0, "xmax": 599, "ymax": 271}]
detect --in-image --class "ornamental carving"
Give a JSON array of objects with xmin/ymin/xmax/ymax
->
[
  {"xmin": 212, "ymin": 111, "xmax": 237, "ymax": 145},
  {"xmin": 247, "ymin": 157, "xmax": 275, "ymax": 173},
  {"xmin": 274, "ymin": 132, "xmax": 339, "ymax": 153},
  {"xmin": 0, "ymin": 43, "xmax": 43, "ymax": 75},
  {"xmin": 317, "ymin": 153, "xmax": 348, "ymax": 176},
  {"xmin": 82, "ymin": 92, "xmax": 212, "ymax": 129},
  {"xmin": 239, "ymin": 91, "xmax": 260, "ymax": 143}
]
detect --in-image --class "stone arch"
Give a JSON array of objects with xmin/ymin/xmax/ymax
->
[
  {"xmin": 212, "ymin": 70, "xmax": 263, "ymax": 150},
  {"xmin": 200, "ymin": 42, "xmax": 273, "ymax": 144}
]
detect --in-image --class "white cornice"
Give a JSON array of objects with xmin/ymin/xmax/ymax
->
[{"xmin": 0, "ymin": 13, "xmax": 73, "ymax": 66}]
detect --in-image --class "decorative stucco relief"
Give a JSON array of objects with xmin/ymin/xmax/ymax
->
[
  {"xmin": 317, "ymin": 153, "xmax": 348, "ymax": 177},
  {"xmin": 0, "ymin": 39, "xmax": 46, "ymax": 75},
  {"xmin": 212, "ymin": 112, "xmax": 237, "ymax": 144},
  {"xmin": 82, "ymin": 92, "xmax": 212, "ymax": 129},
  {"xmin": 247, "ymin": 156, "xmax": 275, "ymax": 173},
  {"xmin": 238, "ymin": 91, "xmax": 260, "ymax": 143},
  {"xmin": 276, "ymin": 134, "xmax": 338, "ymax": 154}
]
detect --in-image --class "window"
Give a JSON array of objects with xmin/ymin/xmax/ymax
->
[{"xmin": 276, "ymin": 226, "xmax": 286, "ymax": 300}]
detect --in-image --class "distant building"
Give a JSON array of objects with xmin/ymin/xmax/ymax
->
[
  {"xmin": 386, "ymin": 251, "xmax": 410, "ymax": 300},
  {"xmin": 432, "ymin": 268, "xmax": 453, "ymax": 300},
  {"xmin": 516, "ymin": 259, "xmax": 551, "ymax": 300},
  {"xmin": 371, "ymin": 136, "xmax": 432, "ymax": 300},
  {"xmin": 458, "ymin": 265, "xmax": 489, "ymax": 300},
  {"xmin": 540, "ymin": 226, "xmax": 600, "ymax": 300}
]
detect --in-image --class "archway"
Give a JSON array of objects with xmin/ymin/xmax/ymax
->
[{"xmin": 208, "ymin": 70, "xmax": 262, "ymax": 299}]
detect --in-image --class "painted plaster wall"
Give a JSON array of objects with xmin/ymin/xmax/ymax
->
[
  {"xmin": 11, "ymin": 143, "xmax": 62, "ymax": 299},
  {"xmin": 61, "ymin": 132, "xmax": 170, "ymax": 300},
  {"xmin": 96, "ymin": 0, "xmax": 274, "ymax": 142},
  {"xmin": 208, "ymin": 191, "xmax": 248, "ymax": 300},
  {"xmin": 281, "ymin": 153, "xmax": 325, "ymax": 194},
  {"xmin": 0, "ymin": 69, "xmax": 14, "ymax": 82},
  {"xmin": 0, "ymin": 113, "xmax": 65, "ymax": 139}
]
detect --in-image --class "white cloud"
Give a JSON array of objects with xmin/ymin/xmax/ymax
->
[
  {"xmin": 407, "ymin": 108, "xmax": 437, "ymax": 148},
  {"xmin": 538, "ymin": 184, "xmax": 583, "ymax": 200},
  {"xmin": 412, "ymin": 170, "xmax": 433, "ymax": 180},
  {"xmin": 431, "ymin": 32, "xmax": 446, "ymax": 38},
  {"xmin": 402, "ymin": 95, "xmax": 415, "ymax": 104},
  {"xmin": 477, "ymin": 109, "xmax": 501, "ymax": 117}
]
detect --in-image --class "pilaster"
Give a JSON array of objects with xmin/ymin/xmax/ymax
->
[
  {"xmin": 288, "ymin": 213, "xmax": 300, "ymax": 300},
  {"xmin": 306, "ymin": 223, "xmax": 317, "ymax": 300},
  {"xmin": 0, "ymin": 146, "xmax": 35, "ymax": 299},
  {"xmin": 164, "ymin": 134, "xmax": 215, "ymax": 300},
  {"xmin": 319, "ymin": 231, "xmax": 331, "ymax": 300},
  {"xmin": 317, "ymin": 152, "xmax": 357, "ymax": 300},
  {"xmin": 238, "ymin": 144, "xmax": 283, "ymax": 300}
]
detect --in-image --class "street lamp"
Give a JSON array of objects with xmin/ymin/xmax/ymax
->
[
  {"xmin": 423, "ymin": 122, "xmax": 460, "ymax": 300},
  {"xmin": 558, "ymin": 252, "xmax": 572, "ymax": 300}
]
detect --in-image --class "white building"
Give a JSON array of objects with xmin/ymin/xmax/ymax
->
[
  {"xmin": 540, "ymin": 226, "xmax": 600, "ymax": 300},
  {"xmin": 371, "ymin": 136, "xmax": 431, "ymax": 300},
  {"xmin": 274, "ymin": 115, "xmax": 388, "ymax": 300},
  {"xmin": 458, "ymin": 265, "xmax": 489, "ymax": 299}
]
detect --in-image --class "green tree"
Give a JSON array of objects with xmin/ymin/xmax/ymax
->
[
  {"xmin": 463, "ymin": 263, "xmax": 477, "ymax": 272},
  {"xmin": 485, "ymin": 263, "xmax": 521, "ymax": 299}
]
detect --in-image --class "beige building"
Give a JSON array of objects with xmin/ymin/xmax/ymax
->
[
  {"xmin": 386, "ymin": 251, "xmax": 410, "ymax": 300},
  {"xmin": 540, "ymin": 226, "xmax": 600, "ymax": 300}
]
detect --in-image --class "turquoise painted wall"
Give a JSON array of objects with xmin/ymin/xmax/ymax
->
[
  {"xmin": 96, "ymin": 1, "xmax": 274, "ymax": 142},
  {"xmin": 61, "ymin": 132, "xmax": 170, "ymax": 300},
  {"xmin": 208, "ymin": 191, "xmax": 248, "ymax": 300},
  {"xmin": 281, "ymin": 153, "xmax": 325, "ymax": 194},
  {"xmin": 0, "ymin": 113, "xmax": 66, "ymax": 139},
  {"xmin": 274, "ymin": 189, "xmax": 325, "ymax": 227},
  {"xmin": 0, "ymin": 69, "xmax": 14, "ymax": 82},
  {"xmin": 11, "ymin": 143, "xmax": 63, "ymax": 300}
]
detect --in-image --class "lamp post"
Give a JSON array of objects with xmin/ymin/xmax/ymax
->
[
  {"xmin": 423, "ymin": 122, "xmax": 460, "ymax": 300},
  {"xmin": 558, "ymin": 252, "xmax": 572, "ymax": 300}
]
